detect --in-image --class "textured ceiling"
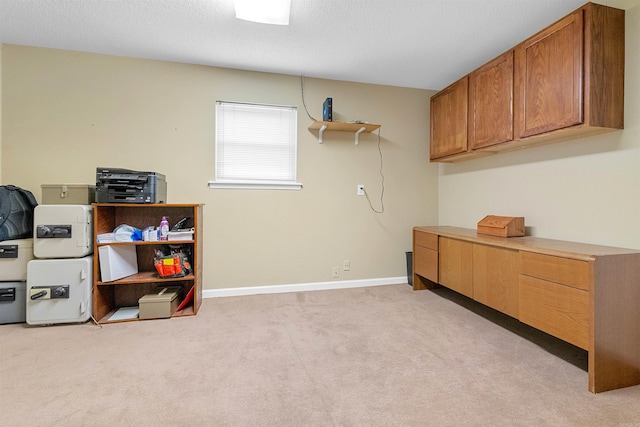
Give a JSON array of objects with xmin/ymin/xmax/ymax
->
[{"xmin": 0, "ymin": 0, "xmax": 636, "ymax": 90}]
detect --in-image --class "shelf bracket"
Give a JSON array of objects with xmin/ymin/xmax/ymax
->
[
  {"xmin": 318, "ymin": 124, "xmax": 327, "ymax": 143},
  {"xmin": 354, "ymin": 127, "xmax": 366, "ymax": 145}
]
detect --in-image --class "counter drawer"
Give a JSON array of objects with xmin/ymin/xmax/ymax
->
[
  {"xmin": 519, "ymin": 275, "xmax": 589, "ymax": 350},
  {"xmin": 520, "ymin": 251, "xmax": 590, "ymax": 291},
  {"xmin": 414, "ymin": 245, "xmax": 438, "ymax": 283},
  {"xmin": 414, "ymin": 230, "xmax": 438, "ymax": 251}
]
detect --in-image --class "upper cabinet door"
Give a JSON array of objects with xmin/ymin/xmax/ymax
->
[
  {"xmin": 429, "ymin": 3, "xmax": 623, "ymax": 163},
  {"xmin": 430, "ymin": 76, "xmax": 468, "ymax": 160},
  {"xmin": 515, "ymin": 10, "xmax": 584, "ymax": 139},
  {"xmin": 469, "ymin": 51, "xmax": 514, "ymax": 150}
]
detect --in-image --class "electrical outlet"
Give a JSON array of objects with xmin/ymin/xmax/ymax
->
[
  {"xmin": 357, "ymin": 184, "xmax": 365, "ymax": 196},
  {"xmin": 332, "ymin": 267, "xmax": 340, "ymax": 278},
  {"xmin": 343, "ymin": 260, "xmax": 350, "ymax": 271}
]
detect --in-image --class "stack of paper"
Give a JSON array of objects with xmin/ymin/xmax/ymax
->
[
  {"xmin": 97, "ymin": 233, "xmax": 116, "ymax": 243},
  {"xmin": 107, "ymin": 306, "xmax": 139, "ymax": 321}
]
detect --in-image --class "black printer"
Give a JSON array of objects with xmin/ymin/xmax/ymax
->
[{"xmin": 95, "ymin": 168, "xmax": 167, "ymax": 204}]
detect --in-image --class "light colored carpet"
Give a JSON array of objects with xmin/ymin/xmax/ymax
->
[{"xmin": 1, "ymin": 284, "xmax": 639, "ymax": 426}]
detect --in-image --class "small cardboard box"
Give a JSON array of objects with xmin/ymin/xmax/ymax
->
[
  {"xmin": 41, "ymin": 184, "xmax": 96, "ymax": 205},
  {"xmin": 138, "ymin": 287, "xmax": 181, "ymax": 320},
  {"xmin": 98, "ymin": 245, "xmax": 138, "ymax": 282},
  {"xmin": 477, "ymin": 215, "xmax": 525, "ymax": 237}
]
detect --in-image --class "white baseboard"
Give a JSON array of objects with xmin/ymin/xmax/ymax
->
[{"xmin": 202, "ymin": 276, "xmax": 408, "ymax": 298}]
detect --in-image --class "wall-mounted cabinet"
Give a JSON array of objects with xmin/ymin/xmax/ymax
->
[
  {"xmin": 430, "ymin": 2, "xmax": 624, "ymax": 162},
  {"xmin": 515, "ymin": 10, "xmax": 584, "ymax": 139},
  {"xmin": 430, "ymin": 77, "xmax": 469, "ymax": 159},
  {"xmin": 469, "ymin": 51, "xmax": 514, "ymax": 150}
]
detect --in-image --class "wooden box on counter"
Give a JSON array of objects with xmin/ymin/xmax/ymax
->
[{"xmin": 477, "ymin": 215, "xmax": 525, "ymax": 237}]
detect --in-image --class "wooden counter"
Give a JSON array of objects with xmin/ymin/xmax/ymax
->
[{"xmin": 413, "ymin": 226, "xmax": 640, "ymax": 393}]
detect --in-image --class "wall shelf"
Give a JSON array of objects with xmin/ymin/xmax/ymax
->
[{"xmin": 308, "ymin": 120, "xmax": 381, "ymax": 144}]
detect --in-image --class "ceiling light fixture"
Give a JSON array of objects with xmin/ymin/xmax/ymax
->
[{"xmin": 234, "ymin": 0, "xmax": 291, "ymax": 25}]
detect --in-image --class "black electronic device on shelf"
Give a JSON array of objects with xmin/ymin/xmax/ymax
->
[{"xmin": 323, "ymin": 97, "xmax": 332, "ymax": 122}]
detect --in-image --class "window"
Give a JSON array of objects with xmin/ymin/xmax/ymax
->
[{"xmin": 210, "ymin": 101, "xmax": 301, "ymax": 190}]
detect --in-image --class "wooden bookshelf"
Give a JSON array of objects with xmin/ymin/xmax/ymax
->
[{"xmin": 92, "ymin": 203, "xmax": 203, "ymax": 324}]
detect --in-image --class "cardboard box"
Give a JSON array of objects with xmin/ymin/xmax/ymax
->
[
  {"xmin": 138, "ymin": 287, "xmax": 181, "ymax": 319},
  {"xmin": 477, "ymin": 216, "xmax": 525, "ymax": 237},
  {"xmin": 98, "ymin": 245, "xmax": 138, "ymax": 282},
  {"xmin": 41, "ymin": 184, "xmax": 95, "ymax": 205}
]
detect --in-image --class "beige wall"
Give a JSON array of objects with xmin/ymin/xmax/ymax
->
[
  {"xmin": 0, "ymin": 43, "xmax": 3, "ymax": 174},
  {"xmin": 5, "ymin": 5, "xmax": 634, "ymax": 291},
  {"xmin": 0, "ymin": 45, "xmax": 438, "ymax": 289},
  {"xmin": 438, "ymin": 4, "xmax": 640, "ymax": 249}
]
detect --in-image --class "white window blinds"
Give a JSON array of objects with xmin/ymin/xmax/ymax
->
[{"xmin": 212, "ymin": 101, "xmax": 301, "ymax": 189}]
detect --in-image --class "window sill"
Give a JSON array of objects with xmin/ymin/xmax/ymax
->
[{"xmin": 208, "ymin": 181, "xmax": 303, "ymax": 190}]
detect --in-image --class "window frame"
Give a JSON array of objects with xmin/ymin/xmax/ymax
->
[{"xmin": 209, "ymin": 101, "xmax": 302, "ymax": 190}]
